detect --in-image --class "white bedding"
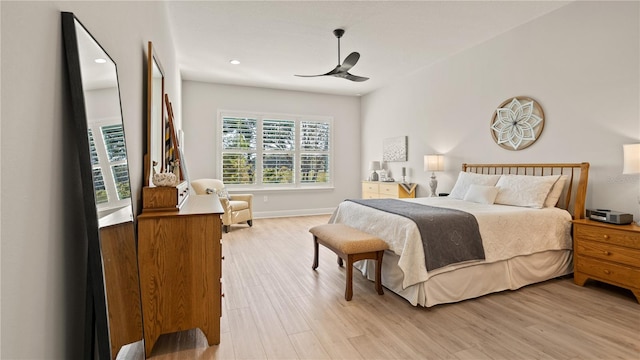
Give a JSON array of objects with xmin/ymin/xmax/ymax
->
[{"xmin": 330, "ymin": 197, "xmax": 573, "ymax": 289}]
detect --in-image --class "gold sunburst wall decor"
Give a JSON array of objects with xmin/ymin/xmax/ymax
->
[{"xmin": 490, "ymin": 97, "xmax": 545, "ymax": 151}]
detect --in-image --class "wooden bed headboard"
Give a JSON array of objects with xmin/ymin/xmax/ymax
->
[{"xmin": 461, "ymin": 162, "xmax": 590, "ymax": 220}]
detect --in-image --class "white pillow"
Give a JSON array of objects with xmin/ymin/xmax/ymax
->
[
  {"xmin": 494, "ymin": 174, "xmax": 560, "ymax": 209},
  {"xmin": 463, "ymin": 185, "xmax": 499, "ymax": 204},
  {"xmin": 544, "ymin": 175, "xmax": 569, "ymax": 208},
  {"xmin": 449, "ymin": 172, "xmax": 502, "ymax": 200}
]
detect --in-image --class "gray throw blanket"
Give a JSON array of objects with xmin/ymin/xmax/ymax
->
[{"xmin": 346, "ymin": 199, "xmax": 485, "ymax": 271}]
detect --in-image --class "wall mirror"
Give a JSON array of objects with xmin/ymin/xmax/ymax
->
[
  {"xmin": 62, "ymin": 12, "xmax": 142, "ymax": 359},
  {"xmin": 145, "ymin": 41, "xmax": 165, "ymax": 186}
]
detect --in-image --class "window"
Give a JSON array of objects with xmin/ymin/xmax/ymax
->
[
  {"xmin": 88, "ymin": 122, "xmax": 131, "ymax": 210},
  {"xmin": 219, "ymin": 112, "xmax": 332, "ymax": 188}
]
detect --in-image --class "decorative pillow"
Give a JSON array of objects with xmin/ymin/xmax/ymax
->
[
  {"xmin": 494, "ymin": 174, "xmax": 560, "ymax": 209},
  {"xmin": 544, "ymin": 175, "xmax": 569, "ymax": 208},
  {"xmin": 216, "ymin": 187, "xmax": 230, "ymax": 199},
  {"xmin": 463, "ymin": 185, "xmax": 499, "ymax": 204},
  {"xmin": 448, "ymin": 172, "xmax": 502, "ymax": 200},
  {"xmin": 205, "ymin": 187, "xmax": 230, "ymax": 199}
]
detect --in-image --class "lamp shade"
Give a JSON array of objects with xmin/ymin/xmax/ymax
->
[
  {"xmin": 369, "ymin": 161, "xmax": 381, "ymax": 171},
  {"xmin": 424, "ymin": 155, "xmax": 444, "ymax": 172},
  {"xmin": 623, "ymin": 143, "xmax": 640, "ymax": 174}
]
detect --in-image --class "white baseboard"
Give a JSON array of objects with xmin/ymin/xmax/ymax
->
[{"xmin": 253, "ymin": 207, "xmax": 335, "ymax": 219}]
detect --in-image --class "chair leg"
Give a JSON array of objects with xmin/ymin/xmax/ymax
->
[
  {"xmin": 312, "ymin": 237, "xmax": 319, "ymax": 270},
  {"xmin": 375, "ymin": 251, "xmax": 384, "ymax": 295},
  {"xmin": 345, "ymin": 255, "xmax": 353, "ymax": 301},
  {"xmin": 337, "ymin": 256, "xmax": 343, "ymax": 267},
  {"xmin": 247, "ymin": 220, "xmax": 253, "ymax": 227},
  {"xmin": 223, "ymin": 225, "xmax": 229, "ymax": 233}
]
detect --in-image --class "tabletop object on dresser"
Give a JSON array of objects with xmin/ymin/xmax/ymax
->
[{"xmin": 572, "ymin": 219, "xmax": 640, "ymax": 303}]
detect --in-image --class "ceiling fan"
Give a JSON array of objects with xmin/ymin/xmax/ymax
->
[{"xmin": 295, "ymin": 28, "xmax": 369, "ymax": 82}]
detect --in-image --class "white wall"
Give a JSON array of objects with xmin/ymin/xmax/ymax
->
[
  {"xmin": 362, "ymin": 1, "xmax": 640, "ymax": 220},
  {"xmin": 1, "ymin": 1, "xmax": 179, "ymax": 358},
  {"xmin": 182, "ymin": 81, "xmax": 361, "ymax": 217}
]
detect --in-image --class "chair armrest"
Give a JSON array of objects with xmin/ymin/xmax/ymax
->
[
  {"xmin": 218, "ymin": 196, "xmax": 232, "ymax": 213},
  {"xmin": 229, "ymin": 194, "xmax": 253, "ymax": 205}
]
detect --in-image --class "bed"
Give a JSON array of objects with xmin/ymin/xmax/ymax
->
[{"xmin": 330, "ymin": 163, "xmax": 590, "ymax": 307}]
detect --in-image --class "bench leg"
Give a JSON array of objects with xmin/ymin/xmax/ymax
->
[
  {"xmin": 375, "ymin": 250, "xmax": 384, "ymax": 295},
  {"xmin": 345, "ymin": 255, "xmax": 353, "ymax": 301},
  {"xmin": 312, "ymin": 236, "xmax": 319, "ymax": 270}
]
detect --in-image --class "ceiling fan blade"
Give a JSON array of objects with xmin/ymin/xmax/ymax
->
[
  {"xmin": 341, "ymin": 52, "xmax": 360, "ymax": 71},
  {"xmin": 295, "ymin": 65, "xmax": 341, "ymax": 78},
  {"xmin": 343, "ymin": 72, "xmax": 369, "ymax": 82}
]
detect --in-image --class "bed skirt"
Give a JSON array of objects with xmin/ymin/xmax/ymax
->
[{"xmin": 354, "ymin": 249, "xmax": 573, "ymax": 307}]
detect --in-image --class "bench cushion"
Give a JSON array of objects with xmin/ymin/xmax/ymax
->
[{"xmin": 309, "ymin": 224, "xmax": 388, "ymax": 254}]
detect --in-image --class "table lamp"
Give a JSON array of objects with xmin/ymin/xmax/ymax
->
[{"xmin": 424, "ymin": 155, "xmax": 444, "ymax": 197}]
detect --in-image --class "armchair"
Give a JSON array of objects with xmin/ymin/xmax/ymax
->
[{"xmin": 191, "ymin": 179, "xmax": 253, "ymax": 233}]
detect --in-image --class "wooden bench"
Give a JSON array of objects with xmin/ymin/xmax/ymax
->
[{"xmin": 309, "ymin": 223, "xmax": 389, "ymax": 301}]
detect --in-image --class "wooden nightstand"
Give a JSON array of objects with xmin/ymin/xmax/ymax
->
[{"xmin": 572, "ymin": 219, "xmax": 640, "ymax": 303}]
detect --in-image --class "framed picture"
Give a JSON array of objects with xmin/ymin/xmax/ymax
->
[{"xmin": 383, "ymin": 136, "xmax": 407, "ymax": 162}]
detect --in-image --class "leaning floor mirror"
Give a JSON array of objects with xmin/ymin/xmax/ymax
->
[{"xmin": 62, "ymin": 12, "xmax": 143, "ymax": 359}]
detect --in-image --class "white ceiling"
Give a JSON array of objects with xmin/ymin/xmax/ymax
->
[{"xmin": 167, "ymin": 1, "xmax": 571, "ymax": 96}]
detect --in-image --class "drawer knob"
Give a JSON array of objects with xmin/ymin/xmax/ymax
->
[
  {"xmin": 603, "ymin": 251, "xmax": 611, "ymax": 256},
  {"xmin": 603, "ymin": 235, "xmax": 609, "ymax": 239},
  {"xmin": 603, "ymin": 269, "xmax": 611, "ymax": 275}
]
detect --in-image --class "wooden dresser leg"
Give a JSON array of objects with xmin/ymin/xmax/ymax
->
[
  {"xmin": 573, "ymin": 272, "xmax": 588, "ymax": 286},
  {"xmin": 312, "ymin": 237, "xmax": 319, "ymax": 270},
  {"xmin": 345, "ymin": 255, "xmax": 353, "ymax": 301},
  {"xmin": 375, "ymin": 251, "xmax": 384, "ymax": 295},
  {"xmin": 144, "ymin": 332, "xmax": 159, "ymax": 358}
]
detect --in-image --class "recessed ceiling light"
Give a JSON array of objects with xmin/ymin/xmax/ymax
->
[
  {"xmin": 229, "ymin": 59, "xmax": 240, "ymax": 65},
  {"xmin": 94, "ymin": 58, "xmax": 107, "ymax": 64}
]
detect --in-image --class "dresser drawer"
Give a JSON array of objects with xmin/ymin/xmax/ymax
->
[
  {"xmin": 575, "ymin": 239, "xmax": 640, "ymax": 268},
  {"xmin": 362, "ymin": 182, "xmax": 379, "ymax": 194},
  {"xmin": 379, "ymin": 183, "xmax": 399, "ymax": 197},
  {"xmin": 362, "ymin": 192, "xmax": 379, "ymax": 199},
  {"xmin": 575, "ymin": 256, "xmax": 640, "ymax": 289},
  {"xmin": 575, "ymin": 224, "xmax": 640, "ymax": 249}
]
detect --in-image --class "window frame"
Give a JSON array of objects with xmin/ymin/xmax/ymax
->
[
  {"xmin": 88, "ymin": 118, "xmax": 131, "ymax": 211},
  {"xmin": 217, "ymin": 110, "xmax": 334, "ymax": 190}
]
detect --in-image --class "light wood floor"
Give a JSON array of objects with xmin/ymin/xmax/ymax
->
[{"xmin": 119, "ymin": 215, "xmax": 640, "ymax": 360}]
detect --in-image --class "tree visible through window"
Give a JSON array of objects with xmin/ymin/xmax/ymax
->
[{"xmin": 220, "ymin": 113, "xmax": 332, "ymax": 187}]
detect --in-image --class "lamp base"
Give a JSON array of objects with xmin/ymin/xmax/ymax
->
[
  {"xmin": 429, "ymin": 173, "xmax": 438, "ymax": 197},
  {"xmin": 370, "ymin": 171, "xmax": 379, "ymax": 181}
]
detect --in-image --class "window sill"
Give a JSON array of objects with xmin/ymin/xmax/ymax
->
[{"xmin": 227, "ymin": 186, "xmax": 334, "ymax": 193}]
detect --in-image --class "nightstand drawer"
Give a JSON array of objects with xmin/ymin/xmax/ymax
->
[
  {"xmin": 575, "ymin": 256, "xmax": 640, "ymax": 289},
  {"xmin": 575, "ymin": 239, "xmax": 640, "ymax": 268},
  {"xmin": 575, "ymin": 225, "xmax": 640, "ymax": 249},
  {"xmin": 379, "ymin": 183, "xmax": 399, "ymax": 197},
  {"xmin": 362, "ymin": 192, "xmax": 379, "ymax": 199}
]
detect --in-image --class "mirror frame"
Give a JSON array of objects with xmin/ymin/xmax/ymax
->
[
  {"xmin": 145, "ymin": 41, "xmax": 165, "ymax": 186},
  {"xmin": 62, "ymin": 12, "xmax": 141, "ymax": 359}
]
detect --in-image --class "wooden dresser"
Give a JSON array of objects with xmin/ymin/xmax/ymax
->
[
  {"xmin": 137, "ymin": 194, "xmax": 224, "ymax": 357},
  {"xmin": 572, "ymin": 219, "xmax": 640, "ymax": 302},
  {"xmin": 362, "ymin": 181, "xmax": 416, "ymax": 199}
]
